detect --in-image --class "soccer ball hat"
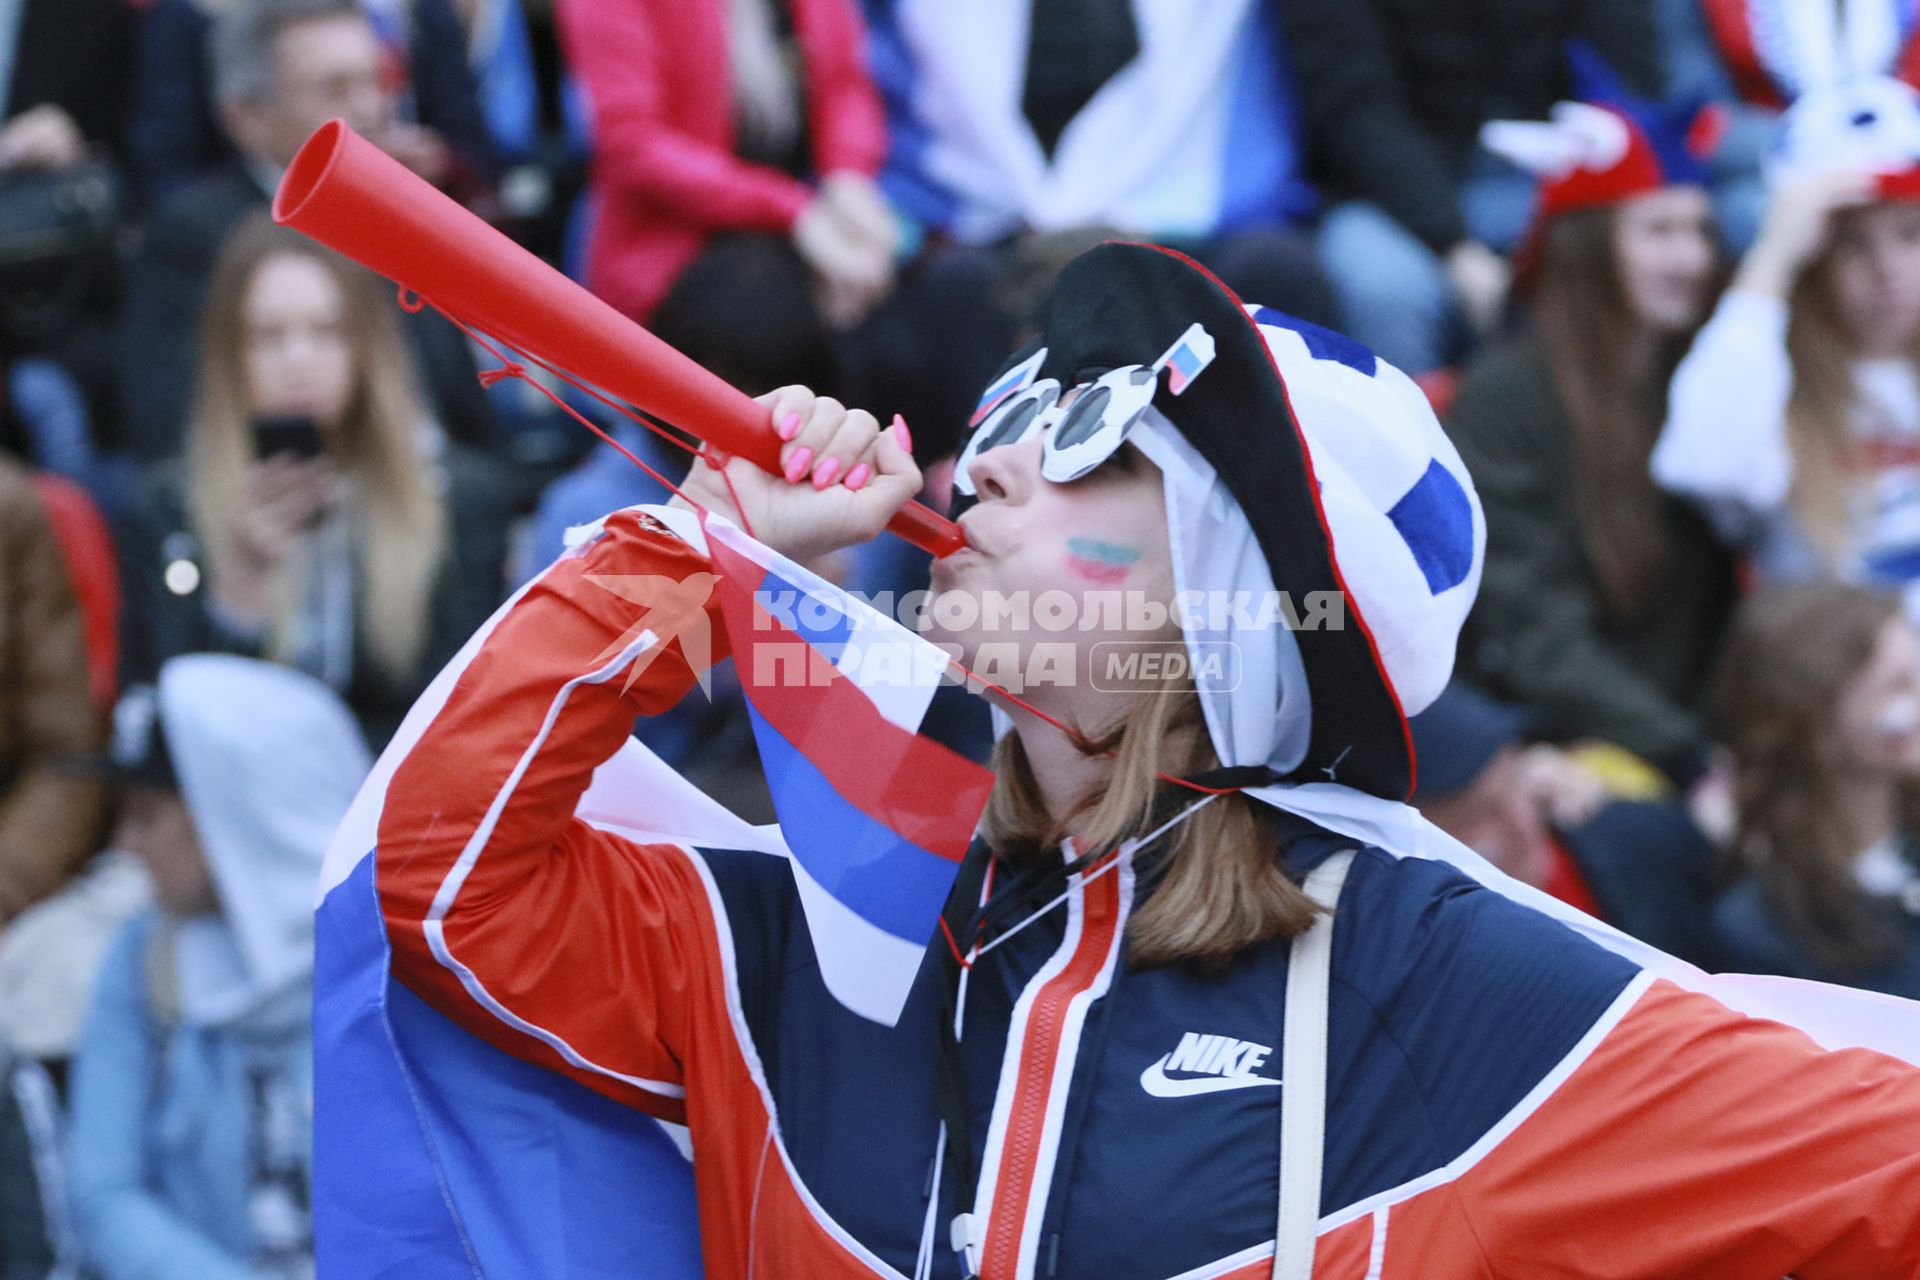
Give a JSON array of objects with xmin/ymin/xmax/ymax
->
[{"xmin": 956, "ymin": 243, "xmax": 1485, "ymax": 801}]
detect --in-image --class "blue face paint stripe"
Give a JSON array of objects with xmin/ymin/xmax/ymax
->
[{"xmin": 1066, "ymin": 537, "xmax": 1143, "ymax": 567}]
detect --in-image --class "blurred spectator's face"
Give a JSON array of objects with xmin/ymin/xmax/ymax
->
[
  {"xmin": 226, "ymin": 14, "xmax": 393, "ymax": 170},
  {"xmin": 1611, "ymin": 187, "xmax": 1716, "ymax": 335},
  {"xmin": 244, "ymin": 252, "xmax": 356, "ymax": 430},
  {"xmin": 117, "ymin": 786, "xmax": 218, "ymax": 917},
  {"xmin": 1825, "ymin": 202, "xmax": 1920, "ymax": 356},
  {"xmin": 1836, "ymin": 617, "xmax": 1920, "ymax": 777},
  {"xmin": 1420, "ymin": 746, "xmax": 1555, "ymax": 887}
]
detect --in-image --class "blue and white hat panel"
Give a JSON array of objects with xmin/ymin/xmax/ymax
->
[{"xmin": 1245, "ymin": 306, "xmax": 1485, "ymax": 720}]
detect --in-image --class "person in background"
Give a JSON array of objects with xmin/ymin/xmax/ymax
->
[
  {"xmin": 129, "ymin": 0, "xmax": 492, "ymax": 202},
  {"xmin": 124, "ymin": 215, "xmax": 511, "ymax": 749},
  {"xmin": 861, "ymin": 0, "xmax": 1337, "ymax": 463},
  {"xmin": 1411, "ymin": 681, "xmax": 1725, "ymax": 967},
  {"xmin": 1285, "ymin": 0, "xmax": 1659, "ymax": 374},
  {"xmin": 119, "ymin": 0, "xmax": 496, "ymax": 463},
  {"xmin": 0, "ymin": 1043, "xmax": 59, "ymax": 1278},
  {"xmin": 557, "ymin": 0, "xmax": 894, "ymax": 400},
  {"xmin": 0, "ymin": 455, "xmax": 104, "ymax": 925},
  {"xmin": 1658, "ymin": 0, "xmax": 1920, "ymax": 248},
  {"xmin": 1658, "ymin": 76, "xmax": 1920, "ymax": 607},
  {"xmin": 0, "ymin": 0, "xmax": 138, "ymax": 467},
  {"xmin": 1446, "ymin": 68, "xmax": 1736, "ymax": 794},
  {"xmin": 0, "ymin": 0, "xmax": 135, "ymax": 168},
  {"xmin": 1408, "ymin": 683, "xmax": 1602, "ymax": 891},
  {"xmin": 1714, "ymin": 582, "xmax": 1920, "ymax": 998},
  {"xmin": 451, "ymin": 0, "xmax": 542, "ymax": 166},
  {"xmin": 68, "ymin": 656, "xmax": 371, "ymax": 1280}
]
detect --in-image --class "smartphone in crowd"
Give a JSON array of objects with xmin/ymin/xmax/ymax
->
[{"xmin": 251, "ymin": 414, "xmax": 325, "ymax": 462}]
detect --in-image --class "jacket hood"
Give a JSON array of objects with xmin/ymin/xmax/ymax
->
[{"xmin": 159, "ymin": 654, "xmax": 371, "ymax": 1026}]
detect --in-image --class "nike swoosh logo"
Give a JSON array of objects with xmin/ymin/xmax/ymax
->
[{"xmin": 1139, "ymin": 1056, "xmax": 1283, "ymax": 1099}]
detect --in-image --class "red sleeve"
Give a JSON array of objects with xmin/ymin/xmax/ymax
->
[
  {"xmin": 1443, "ymin": 979, "xmax": 1920, "ymax": 1277},
  {"xmin": 558, "ymin": 0, "xmax": 814, "ymax": 233},
  {"xmin": 793, "ymin": 0, "xmax": 889, "ymax": 177},
  {"xmin": 374, "ymin": 510, "xmax": 732, "ymax": 1122}
]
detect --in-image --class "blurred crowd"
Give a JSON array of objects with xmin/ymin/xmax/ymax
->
[{"xmin": 2, "ymin": 0, "xmax": 1920, "ymax": 1274}]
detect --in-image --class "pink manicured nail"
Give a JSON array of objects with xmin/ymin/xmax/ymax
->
[
  {"xmin": 811, "ymin": 456, "xmax": 841, "ymax": 489},
  {"xmin": 776, "ymin": 411, "xmax": 802, "ymax": 440},
  {"xmin": 783, "ymin": 447, "xmax": 813, "ymax": 483},
  {"xmin": 844, "ymin": 462, "xmax": 872, "ymax": 491},
  {"xmin": 892, "ymin": 413, "xmax": 913, "ymax": 454}
]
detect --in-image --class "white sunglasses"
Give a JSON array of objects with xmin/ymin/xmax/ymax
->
[{"xmin": 953, "ymin": 323, "xmax": 1214, "ymax": 497}]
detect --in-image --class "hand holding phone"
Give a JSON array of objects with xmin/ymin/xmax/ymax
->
[{"xmin": 251, "ymin": 414, "xmax": 325, "ymax": 462}]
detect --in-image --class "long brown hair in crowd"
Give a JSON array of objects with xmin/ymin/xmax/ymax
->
[
  {"xmin": 1531, "ymin": 206, "xmax": 1703, "ymax": 620},
  {"xmin": 1715, "ymin": 582, "xmax": 1915, "ymax": 974},
  {"xmin": 983, "ymin": 675, "xmax": 1321, "ymax": 969},
  {"xmin": 186, "ymin": 212, "xmax": 446, "ymax": 679},
  {"xmin": 1783, "ymin": 211, "xmax": 1920, "ymax": 559}
]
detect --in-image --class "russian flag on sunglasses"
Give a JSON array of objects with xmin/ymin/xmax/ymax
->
[
  {"xmin": 1157, "ymin": 322, "xmax": 1217, "ymax": 396},
  {"xmin": 970, "ymin": 347, "xmax": 1049, "ymax": 425},
  {"xmin": 309, "ymin": 508, "xmax": 990, "ymax": 1276}
]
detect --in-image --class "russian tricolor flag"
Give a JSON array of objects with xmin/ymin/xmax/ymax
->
[
  {"xmin": 970, "ymin": 347, "xmax": 1049, "ymax": 426},
  {"xmin": 705, "ymin": 517, "xmax": 993, "ymax": 1021},
  {"xmin": 310, "ymin": 507, "xmax": 990, "ymax": 1275},
  {"xmin": 1156, "ymin": 322, "xmax": 1217, "ymax": 397}
]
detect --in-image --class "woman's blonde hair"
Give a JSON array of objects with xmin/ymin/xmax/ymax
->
[
  {"xmin": 186, "ymin": 213, "xmax": 446, "ymax": 679},
  {"xmin": 1785, "ymin": 216, "xmax": 1920, "ymax": 558},
  {"xmin": 983, "ymin": 676, "xmax": 1321, "ymax": 968}
]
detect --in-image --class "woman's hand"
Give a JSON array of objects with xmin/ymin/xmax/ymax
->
[
  {"xmin": 0, "ymin": 105, "xmax": 86, "ymax": 170},
  {"xmin": 672, "ymin": 388, "xmax": 921, "ymax": 563},
  {"xmin": 1737, "ymin": 169, "xmax": 1876, "ymax": 299},
  {"xmin": 795, "ymin": 180, "xmax": 897, "ymax": 330},
  {"xmin": 210, "ymin": 456, "xmax": 339, "ymax": 625},
  {"xmin": 1445, "ymin": 240, "xmax": 1513, "ymax": 339}
]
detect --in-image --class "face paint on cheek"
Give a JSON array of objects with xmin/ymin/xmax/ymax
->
[{"xmin": 1064, "ymin": 536, "xmax": 1143, "ymax": 586}]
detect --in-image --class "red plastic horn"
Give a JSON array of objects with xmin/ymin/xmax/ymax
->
[{"xmin": 273, "ymin": 120, "xmax": 964, "ymax": 557}]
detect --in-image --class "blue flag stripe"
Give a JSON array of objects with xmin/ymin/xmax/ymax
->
[
  {"xmin": 755, "ymin": 566, "xmax": 855, "ymax": 664},
  {"xmin": 315, "ymin": 854, "xmax": 702, "ymax": 1276},
  {"xmin": 743, "ymin": 701, "xmax": 962, "ymax": 941}
]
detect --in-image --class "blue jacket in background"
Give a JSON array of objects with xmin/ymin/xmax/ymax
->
[{"xmin": 67, "ymin": 914, "xmax": 314, "ymax": 1280}]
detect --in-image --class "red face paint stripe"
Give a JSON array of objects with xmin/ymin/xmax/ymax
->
[{"xmin": 1065, "ymin": 555, "xmax": 1134, "ymax": 586}]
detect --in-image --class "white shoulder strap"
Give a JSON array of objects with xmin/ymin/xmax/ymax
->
[{"xmin": 1272, "ymin": 849, "xmax": 1356, "ymax": 1280}]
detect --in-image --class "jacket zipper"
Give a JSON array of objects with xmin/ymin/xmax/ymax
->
[{"xmin": 978, "ymin": 860, "xmax": 1123, "ymax": 1278}]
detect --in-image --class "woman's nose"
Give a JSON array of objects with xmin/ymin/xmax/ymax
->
[{"xmin": 965, "ymin": 436, "xmax": 1042, "ymax": 504}]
